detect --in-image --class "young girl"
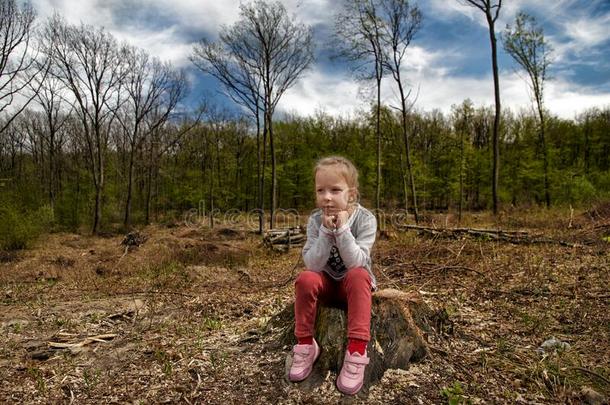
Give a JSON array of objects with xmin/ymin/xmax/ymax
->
[{"xmin": 289, "ymin": 156, "xmax": 377, "ymax": 395}]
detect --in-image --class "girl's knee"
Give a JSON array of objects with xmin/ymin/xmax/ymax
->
[
  {"xmin": 345, "ymin": 267, "xmax": 371, "ymax": 286},
  {"xmin": 295, "ymin": 270, "xmax": 323, "ymax": 291}
]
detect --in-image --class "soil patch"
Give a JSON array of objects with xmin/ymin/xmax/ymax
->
[{"xmin": 0, "ymin": 213, "xmax": 608, "ymax": 404}]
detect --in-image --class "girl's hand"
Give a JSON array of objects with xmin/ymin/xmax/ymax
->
[
  {"xmin": 335, "ymin": 210, "xmax": 349, "ymax": 229},
  {"xmin": 322, "ymin": 213, "xmax": 337, "ymax": 229}
]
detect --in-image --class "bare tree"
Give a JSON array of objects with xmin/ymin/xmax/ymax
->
[
  {"xmin": 378, "ymin": 0, "xmax": 422, "ymax": 223},
  {"xmin": 116, "ymin": 46, "xmax": 186, "ymax": 227},
  {"xmin": 335, "ymin": 0, "xmax": 385, "ymax": 216},
  {"xmin": 195, "ymin": 1, "xmax": 313, "ymax": 229},
  {"xmin": 191, "ymin": 29, "xmax": 265, "ymax": 232},
  {"xmin": 41, "ymin": 16, "xmax": 126, "ymax": 233},
  {"xmin": 243, "ymin": 1, "xmax": 314, "ymax": 229},
  {"xmin": 504, "ymin": 12, "xmax": 552, "ymax": 207},
  {"xmin": 28, "ymin": 68, "xmax": 72, "ymax": 209},
  {"xmin": 0, "ymin": 0, "xmax": 45, "ymax": 134},
  {"xmin": 459, "ymin": 0, "xmax": 502, "ymax": 215}
]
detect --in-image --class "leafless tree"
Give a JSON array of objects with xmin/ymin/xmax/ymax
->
[
  {"xmin": 27, "ymin": 67, "xmax": 72, "ymax": 209},
  {"xmin": 504, "ymin": 12, "xmax": 552, "ymax": 207},
  {"xmin": 335, "ymin": 0, "xmax": 385, "ymax": 216},
  {"xmin": 378, "ymin": 0, "xmax": 422, "ymax": 223},
  {"xmin": 116, "ymin": 45, "xmax": 187, "ymax": 227},
  {"xmin": 244, "ymin": 0, "xmax": 314, "ymax": 229},
  {"xmin": 0, "ymin": 0, "xmax": 45, "ymax": 135},
  {"xmin": 191, "ymin": 30, "xmax": 265, "ymax": 232},
  {"xmin": 41, "ymin": 15, "xmax": 126, "ymax": 233},
  {"xmin": 194, "ymin": 0, "xmax": 313, "ymax": 229},
  {"xmin": 458, "ymin": 0, "xmax": 502, "ymax": 215}
]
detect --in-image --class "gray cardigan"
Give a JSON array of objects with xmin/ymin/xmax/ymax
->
[{"xmin": 302, "ymin": 204, "xmax": 377, "ymax": 289}]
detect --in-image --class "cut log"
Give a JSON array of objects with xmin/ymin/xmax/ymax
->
[
  {"xmin": 269, "ymin": 289, "xmax": 432, "ymax": 394},
  {"xmin": 263, "ymin": 226, "xmax": 306, "ymax": 251}
]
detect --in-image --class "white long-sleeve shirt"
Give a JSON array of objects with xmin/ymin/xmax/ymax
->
[{"xmin": 302, "ymin": 204, "xmax": 377, "ymax": 289}]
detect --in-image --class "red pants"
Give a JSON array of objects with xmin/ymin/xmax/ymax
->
[{"xmin": 294, "ymin": 268, "xmax": 372, "ymax": 342}]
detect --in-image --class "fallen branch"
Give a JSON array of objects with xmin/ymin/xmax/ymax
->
[
  {"xmin": 486, "ymin": 289, "xmax": 608, "ymax": 301},
  {"xmin": 398, "ymin": 225, "xmax": 581, "ymax": 247},
  {"xmin": 570, "ymin": 367, "xmax": 610, "ymax": 385},
  {"xmin": 48, "ymin": 333, "xmax": 118, "ymax": 352}
]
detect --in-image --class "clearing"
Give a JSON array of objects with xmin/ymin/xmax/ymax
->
[{"xmin": 1, "ymin": 207, "xmax": 608, "ymax": 404}]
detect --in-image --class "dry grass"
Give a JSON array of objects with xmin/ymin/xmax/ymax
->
[{"xmin": 0, "ymin": 207, "xmax": 608, "ymax": 404}]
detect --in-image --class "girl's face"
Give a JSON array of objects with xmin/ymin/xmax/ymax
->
[{"xmin": 315, "ymin": 166, "xmax": 354, "ymax": 213}]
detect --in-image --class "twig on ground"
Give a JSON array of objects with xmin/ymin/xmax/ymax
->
[
  {"xmin": 49, "ymin": 333, "xmax": 118, "ymax": 352},
  {"xmin": 570, "ymin": 367, "xmax": 610, "ymax": 385},
  {"xmin": 275, "ymin": 254, "xmax": 303, "ymax": 288}
]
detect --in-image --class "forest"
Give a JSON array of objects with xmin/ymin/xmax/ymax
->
[
  {"xmin": 1, "ymin": 0, "xmax": 608, "ymax": 404},
  {"xmin": 0, "ymin": 0, "xmax": 608, "ymax": 243}
]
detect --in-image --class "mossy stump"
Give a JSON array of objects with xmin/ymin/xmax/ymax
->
[{"xmin": 273, "ymin": 289, "xmax": 431, "ymax": 393}]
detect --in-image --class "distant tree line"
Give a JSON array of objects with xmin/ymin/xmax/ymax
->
[{"xmin": 0, "ymin": 0, "xmax": 609, "ymax": 242}]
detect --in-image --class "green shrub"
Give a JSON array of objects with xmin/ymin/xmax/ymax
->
[
  {"xmin": 441, "ymin": 381, "xmax": 472, "ymax": 405},
  {"xmin": 0, "ymin": 204, "xmax": 54, "ymax": 250},
  {"xmin": 554, "ymin": 175, "xmax": 597, "ymax": 205}
]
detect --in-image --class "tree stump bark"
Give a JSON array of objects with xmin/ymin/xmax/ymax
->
[{"xmin": 270, "ymin": 289, "xmax": 432, "ymax": 393}]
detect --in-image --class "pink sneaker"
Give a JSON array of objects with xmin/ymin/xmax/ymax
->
[
  {"xmin": 336, "ymin": 350, "xmax": 369, "ymax": 395},
  {"xmin": 288, "ymin": 339, "xmax": 320, "ymax": 382}
]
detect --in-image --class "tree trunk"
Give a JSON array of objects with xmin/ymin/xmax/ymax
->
[
  {"xmin": 215, "ymin": 134, "xmax": 222, "ymax": 206},
  {"xmin": 49, "ymin": 137, "xmax": 56, "ymax": 210},
  {"xmin": 375, "ymin": 76, "xmax": 382, "ymax": 215},
  {"xmin": 399, "ymin": 100, "xmax": 419, "ymax": 224},
  {"xmin": 256, "ymin": 122, "xmax": 263, "ymax": 233},
  {"xmin": 90, "ymin": 123, "xmax": 105, "ymax": 235},
  {"xmin": 459, "ymin": 132, "xmax": 464, "ymax": 223},
  {"xmin": 93, "ymin": 184, "xmax": 102, "ymax": 234},
  {"xmin": 268, "ymin": 108, "xmax": 276, "ymax": 230},
  {"xmin": 145, "ymin": 143, "xmax": 154, "ymax": 225},
  {"xmin": 487, "ymin": 15, "xmax": 501, "ymax": 216},
  {"xmin": 398, "ymin": 149, "xmax": 409, "ymax": 213},
  {"xmin": 123, "ymin": 145, "xmax": 136, "ymax": 228},
  {"xmin": 537, "ymin": 103, "xmax": 551, "ymax": 207},
  {"xmin": 273, "ymin": 289, "xmax": 432, "ymax": 393}
]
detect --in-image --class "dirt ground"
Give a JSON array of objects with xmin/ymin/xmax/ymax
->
[{"xmin": 0, "ymin": 207, "xmax": 608, "ymax": 404}]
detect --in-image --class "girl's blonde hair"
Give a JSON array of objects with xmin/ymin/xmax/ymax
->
[{"xmin": 314, "ymin": 156, "xmax": 359, "ymax": 202}]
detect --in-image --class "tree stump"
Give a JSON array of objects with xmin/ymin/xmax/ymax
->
[{"xmin": 270, "ymin": 289, "xmax": 432, "ymax": 393}]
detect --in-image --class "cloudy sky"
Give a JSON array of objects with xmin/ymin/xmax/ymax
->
[{"xmin": 29, "ymin": 0, "xmax": 610, "ymax": 119}]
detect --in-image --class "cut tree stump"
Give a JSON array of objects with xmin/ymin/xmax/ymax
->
[{"xmin": 269, "ymin": 289, "xmax": 432, "ymax": 394}]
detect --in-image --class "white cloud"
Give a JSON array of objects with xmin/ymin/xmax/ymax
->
[
  {"xmin": 429, "ymin": 0, "xmax": 583, "ymax": 35},
  {"xmin": 31, "ymin": 0, "xmax": 330, "ymax": 66},
  {"xmin": 563, "ymin": 14, "xmax": 610, "ymax": 47},
  {"xmin": 26, "ymin": 0, "xmax": 609, "ymax": 120},
  {"xmin": 278, "ymin": 61, "xmax": 610, "ymax": 120},
  {"xmin": 30, "ymin": 0, "xmax": 242, "ymax": 66},
  {"xmin": 31, "ymin": 0, "xmax": 114, "ymax": 27},
  {"xmin": 279, "ymin": 68, "xmax": 362, "ymax": 117},
  {"xmin": 112, "ymin": 26, "xmax": 195, "ymax": 66},
  {"xmin": 544, "ymin": 80, "xmax": 610, "ymax": 119},
  {"xmin": 427, "ymin": 0, "xmax": 481, "ymax": 24}
]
